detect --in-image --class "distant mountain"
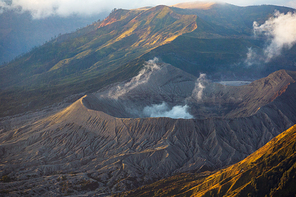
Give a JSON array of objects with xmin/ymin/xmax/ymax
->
[
  {"xmin": 0, "ymin": 10, "xmax": 108, "ymax": 65},
  {"xmin": 147, "ymin": 3, "xmax": 296, "ymax": 78},
  {"xmin": 119, "ymin": 123, "xmax": 296, "ymax": 197},
  {"xmin": 1, "ymin": 4, "xmax": 296, "ymax": 117}
]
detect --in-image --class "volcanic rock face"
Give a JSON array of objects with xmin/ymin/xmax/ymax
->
[
  {"xmin": 1, "ymin": 62, "xmax": 296, "ymax": 195},
  {"xmin": 87, "ymin": 59, "xmax": 197, "ymax": 118},
  {"xmin": 88, "ymin": 60, "xmax": 295, "ymax": 120}
]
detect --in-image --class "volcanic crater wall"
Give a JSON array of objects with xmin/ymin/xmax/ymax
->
[{"xmin": 1, "ymin": 62, "xmax": 296, "ymax": 195}]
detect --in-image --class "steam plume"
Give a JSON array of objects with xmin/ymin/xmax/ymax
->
[
  {"xmin": 106, "ymin": 57, "xmax": 160, "ymax": 99},
  {"xmin": 253, "ymin": 11, "xmax": 296, "ymax": 62},
  {"xmin": 192, "ymin": 73, "xmax": 207, "ymax": 101},
  {"xmin": 143, "ymin": 102, "xmax": 193, "ymax": 119},
  {"xmin": 99, "ymin": 57, "xmax": 196, "ymax": 119},
  {"xmin": 244, "ymin": 47, "xmax": 260, "ymax": 66}
]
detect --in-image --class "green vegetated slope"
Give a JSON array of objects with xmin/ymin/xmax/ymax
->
[
  {"xmin": 1, "ymin": 4, "xmax": 296, "ymax": 116},
  {"xmin": 0, "ymin": 10, "xmax": 107, "ymax": 65},
  {"xmin": 0, "ymin": 6, "xmax": 197, "ymax": 116},
  {"xmin": 115, "ymin": 124, "xmax": 296, "ymax": 197},
  {"xmin": 145, "ymin": 4, "xmax": 296, "ymax": 78},
  {"xmin": 0, "ymin": 6, "xmax": 197, "ymax": 89}
]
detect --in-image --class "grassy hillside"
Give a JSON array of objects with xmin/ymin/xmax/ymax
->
[
  {"xmin": 145, "ymin": 4, "xmax": 296, "ymax": 79},
  {"xmin": 145, "ymin": 36, "xmax": 263, "ymax": 79},
  {"xmin": 115, "ymin": 124, "xmax": 296, "ymax": 197},
  {"xmin": 0, "ymin": 6, "xmax": 197, "ymax": 89},
  {"xmin": 0, "ymin": 10, "xmax": 107, "ymax": 65},
  {"xmin": 0, "ymin": 6, "xmax": 198, "ymax": 117},
  {"xmin": 172, "ymin": 3, "xmax": 295, "ymax": 34},
  {"xmin": 0, "ymin": 6, "xmax": 198, "ymax": 116}
]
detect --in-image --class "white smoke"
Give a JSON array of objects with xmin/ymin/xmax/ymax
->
[
  {"xmin": 253, "ymin": 11, "xmax": 296, "ymax": 62},
  {"xmin": 143, "ymin": 102, "xmax": 193, "ymax": 119},
  {"xmin": 0, "ymin": 0, "xmax": 215, "ymax": 19},
  {"xmin": 244, "ymin": 47, "xmax": 260, "ymax": 66},
  {"xmin": 0, "ymin": 0, "xmax": 116, "ymax": 18},
  {"xmin": 98, "ymin": 57, "xmax": 196, "ymax": 119},
  {"xmin": 1, "ymin": 0, "xmax": 296, "ymax": 19},
  {"xmin": 191, "ymin": 73, "xmax": 207, "ymax": 101},
  {"xmin": 106, "ymin": 57, "xmax": 160, "ymax": 99}
]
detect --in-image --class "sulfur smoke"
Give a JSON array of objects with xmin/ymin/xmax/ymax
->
[
  {"xmin": 106, "ymin": 57, "xmax": 160, "ymax": 99},
  {"xmin": 191, "ymin": 73, "xmax": 207, "ymax": 101},
  {"xmin": 142, "ymin": 72, "xmax": 208, "ymax": 118},
  {"xmin": 100, "ymin": 57, "xmax": 196, "ymax": 119},
  {"xmin": 248, "ymin": 11, "xmax": 296, "ymax": 64},
  {"xmin": 143, "ymin": 102, "xmax": 193, "ymax": 119}
]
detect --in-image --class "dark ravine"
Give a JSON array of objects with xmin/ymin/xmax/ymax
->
[{"xmin": 1, "ymin": 69, "xmax": 296, "ymax": 196}]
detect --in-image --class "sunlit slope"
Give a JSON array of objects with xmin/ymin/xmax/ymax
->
[
  {"xmin": 0, "ymin": 6, "xmax": 197, "ymax": 115},
  {"xmin": 116, "ymin": 124, "xmax": 296, "ymax": 197},
  {"xmin": 0, "ymin": 6, "xmax": 197, "ymax": 116},
  {"xmin": 0, "ymin": 6, "xmax": 197, "ymax": 89}
]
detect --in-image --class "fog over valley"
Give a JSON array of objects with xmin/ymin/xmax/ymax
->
[{"xmin": 1, "ymin": 0, "xmax": 296, "ymax": 18}]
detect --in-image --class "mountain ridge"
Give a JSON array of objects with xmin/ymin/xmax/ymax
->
[{"xmin": 1, "ymin": 4, "xmax": 296, "ymax": 117}]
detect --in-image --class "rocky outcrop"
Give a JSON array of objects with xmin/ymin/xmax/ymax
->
[{"xmin": 91, "ymin": 64, "xmax": 295, "ymax": 119}]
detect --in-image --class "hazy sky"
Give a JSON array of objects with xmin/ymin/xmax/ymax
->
[{"xmin": 0, "ymin": 0, "xmax": 296, "ymax": 18}]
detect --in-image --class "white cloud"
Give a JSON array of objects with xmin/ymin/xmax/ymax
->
[
  {"xmin": 1, "ymin": 0, "xmax": 295, "ymax": 19},
  {"xmin": 244, "ymin": 47, "xmax": 256, "ymax": 66},
  {"xmin": 143, "ymin": 102, "xmax": 193, "ymax": 119},
  {"xmin": 0, "ymin": 0, "xmax": 201, "ymax": 18},
  {"xmin": 2, "ymin": 0, "xmax": 112, "ymax": 18},
  {"xmin": 287, "ymin": 0, "xmax": 296, "ymax": 8},
  {"xmin": 254, "ymin": 11, "xmax": 296, "ymax": 62}
]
